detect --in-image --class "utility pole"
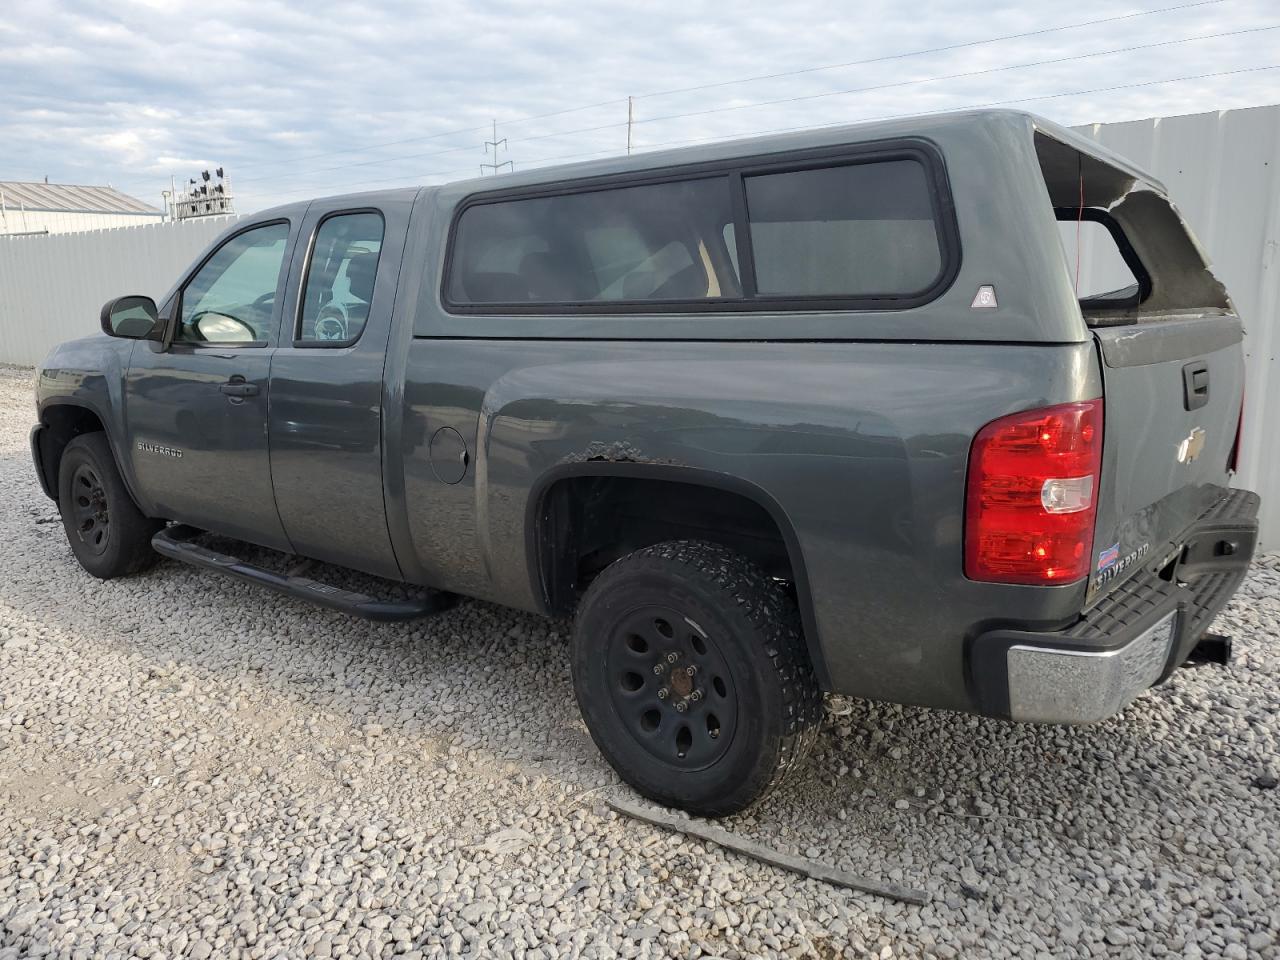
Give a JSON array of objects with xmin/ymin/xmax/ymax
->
[
  {"xmin": 626, "ymin": 96, "xmax": 634, "ymax": 155},
  {"xmin": 481, "ymin": 120, "xmax": 513, "ymax": 176}
]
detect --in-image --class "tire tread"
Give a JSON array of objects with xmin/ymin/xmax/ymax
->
[{"xmin": 574, "ymin": 539, "xmax": 822, "ymax": 815}]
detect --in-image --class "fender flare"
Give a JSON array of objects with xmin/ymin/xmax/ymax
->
[
  {"xmin": 525, "ymin": 461, "xmax": 833, "ymax": 690},
  {"xmin": 35, "ymin": 398, "xmax": 149, "ymax": 513}
]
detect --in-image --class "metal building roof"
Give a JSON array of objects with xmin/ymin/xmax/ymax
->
[{"xmin": 0, "ymin": 180, "xmax": 159, "ymax": 215}]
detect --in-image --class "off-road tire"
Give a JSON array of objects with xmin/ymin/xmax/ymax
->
[
  {"xmin": 58, "ymin": 433, "xmax": 162, "ymax": 579},
  {"xmin": 572, "ymin": 540, "xmax": 822, "ymax": 816}
]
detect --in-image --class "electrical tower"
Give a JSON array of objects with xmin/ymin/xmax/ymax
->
[{"xmin": 481, "ymin": 120, "xmax": 513, "ymax": 175}]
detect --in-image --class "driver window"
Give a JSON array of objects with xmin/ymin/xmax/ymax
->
[
  {"xmin": 177, "ymin": 222, "xmax": 290, "ymax": 345},
  {"xmin": 297, "ymin": 211, "xmax": 385, "ymax": 344}
]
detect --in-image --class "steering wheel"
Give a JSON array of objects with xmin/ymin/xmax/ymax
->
[
  {"xmin": 252, "ymin": 291, "xmax": 276, "ymax": 308},
  {"xmin": 313, "ymin": 304, "xmax": 349, "ymax": 342}
]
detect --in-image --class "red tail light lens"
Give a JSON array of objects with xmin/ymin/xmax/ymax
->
[{"xmin": 965, "ymin": 400, "xmax": 1103, "ymax": 584}]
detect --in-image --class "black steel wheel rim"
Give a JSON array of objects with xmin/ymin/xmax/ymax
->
[
  {"xmin": 70, "ymin": 463, "xmax": 110, "ymax": 556},
  {"xmin": 603, "ymin": 604, "xmax": 739, "ymax": 770}
]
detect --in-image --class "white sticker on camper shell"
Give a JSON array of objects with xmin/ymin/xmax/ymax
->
[{"xmin": 971, "ymin": 285, "xmax": 998, "ymax": 309}]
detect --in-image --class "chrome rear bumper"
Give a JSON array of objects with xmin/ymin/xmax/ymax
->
[
  {"xmin": 1004, "ymin": 611, "xmax": 1177, "ymax": 723},
  {"xmin": 970, "ymin": 489, "xmax": 1259, "ymax": 724}
]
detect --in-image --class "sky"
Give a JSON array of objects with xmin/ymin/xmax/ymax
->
[{"xmin": 2, "ymin": 0, "xmax": 1278, "ymax": 213}]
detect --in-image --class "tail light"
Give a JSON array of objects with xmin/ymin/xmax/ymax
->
[{"xmin": 965, "ymin": 400, "xmax": 1103, "ymax": 584}]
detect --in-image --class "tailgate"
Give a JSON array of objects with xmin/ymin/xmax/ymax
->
[
  {"xmin": 1089, "ymin": 316, "xmax": 1244, "ymax": 605},
  {"xmin": 1032, "ymin": 129, "xmax": 1248, "ymax": 606}
]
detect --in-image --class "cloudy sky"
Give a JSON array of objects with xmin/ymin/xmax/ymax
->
[{"xmin": 2, "ymin": 0, "xmax": 1278, "ymax": 212}]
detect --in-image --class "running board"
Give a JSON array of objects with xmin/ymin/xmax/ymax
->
[{"xmin": 152, "ymin": 525, "xmax": 455, "ymax": 621}]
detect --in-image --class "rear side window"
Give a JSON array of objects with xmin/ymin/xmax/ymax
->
[
  {"xmin": 297, "ymin": 211, "xmax": 385, "ymax": 344},
  {"xmin": 744, "ymin": 160, "xmax": 942, "ymax": 297},
  {"xmin": 447, "ymin": 178, "xmax": 738, "ymax": 305}
]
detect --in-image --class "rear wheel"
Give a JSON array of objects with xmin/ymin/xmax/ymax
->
[
  {"xmin": 58, "ymin": 433, "xmax": 162, "ymax": 579},
  {"xmin": 572, "ymin": 540, "xmax": 821, "ymax": 816}
]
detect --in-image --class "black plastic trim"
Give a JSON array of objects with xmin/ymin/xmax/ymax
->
[
  {"xmin": 524, "ymin": 462, "xmax": 832, "ymax": 690},
  {"xmin": 441, "ymin": 138, "xmax": 961, "ymax": 316}
]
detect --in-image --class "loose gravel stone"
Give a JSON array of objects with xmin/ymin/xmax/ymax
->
[{"xmin": 0, "ymin": 362, "xmax": 1278, "ymax": 959}]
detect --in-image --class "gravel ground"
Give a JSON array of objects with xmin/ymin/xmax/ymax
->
[{"xmin": 0, "ymin": 362, "xmax": 1277, "ymax": 960}]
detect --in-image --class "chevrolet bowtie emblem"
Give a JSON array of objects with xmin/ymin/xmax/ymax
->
[{"xmin": 1176, "ymin": 427, "xmax": 1206, "ymax": 464}]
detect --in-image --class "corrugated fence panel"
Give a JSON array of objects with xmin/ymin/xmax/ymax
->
[
  {"xmin": 1073, "ymin": 104, "xmax": 1280, "ymax": 549},
  {"xmin": 0, "ymin": 216, "xmax": 239, "ymax": 366}
]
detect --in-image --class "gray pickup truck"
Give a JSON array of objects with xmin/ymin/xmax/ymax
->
[{"xmin": 31, "ymin": 110, "xmax": 1259, "ymax": 815}]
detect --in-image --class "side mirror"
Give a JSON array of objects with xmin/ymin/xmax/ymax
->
[{"xmin": 101, "ymin": 295, "xmax": 163, "ymax": 340}]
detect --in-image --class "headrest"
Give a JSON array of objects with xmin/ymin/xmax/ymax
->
[{"xmin": 345, "ymin": 251, "xmax": 378, "ymax": 302}]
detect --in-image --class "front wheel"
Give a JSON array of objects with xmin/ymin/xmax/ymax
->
[
  {"xmin": 572, "ymin": 540, "xmax": 821, "ymax": 817},
  {"xmin": 57, "ymin": 433, "xmax": 162, "ymax": 579}
]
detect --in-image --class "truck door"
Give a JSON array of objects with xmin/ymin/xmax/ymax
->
[
  {"xmin": 267, "ymin": 194, "xmax": 412, "ymax": 580},
  {"xmin": 125, "ymin": 218, "xmax": 297, "ymax": 550}
]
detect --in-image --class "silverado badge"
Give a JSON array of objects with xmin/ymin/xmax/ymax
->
[{"xmin": 137, "ymin": 440, "xmax": 183, "ymax": 459}]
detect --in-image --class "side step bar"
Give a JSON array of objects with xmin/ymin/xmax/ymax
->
[{"xmin": 152, "ymin": 525, "xmax": 455, "ymax": 621}]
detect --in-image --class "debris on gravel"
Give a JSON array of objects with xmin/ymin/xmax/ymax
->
[{"xmin": 1, "ymin": 364, "xmax": 1278, "ymax": 959}]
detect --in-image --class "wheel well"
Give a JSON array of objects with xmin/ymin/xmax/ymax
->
[
  {"xmin": 535, "ymin": 474, "xmax": 798, "ymax": 617},
  {"xmin": 38, "ymin": 405, "xmax": 106, "ymax": 498}
]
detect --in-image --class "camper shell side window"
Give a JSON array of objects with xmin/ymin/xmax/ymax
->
[{"xmin": 442, "ymin": 140, "xmax": 961, "ymax": 315}]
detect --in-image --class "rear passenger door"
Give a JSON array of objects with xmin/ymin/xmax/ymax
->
[{"xmin": 269, "ymin": 193, "xmax": 413, "ymax": 580}]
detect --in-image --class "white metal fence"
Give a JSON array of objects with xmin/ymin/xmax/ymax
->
[
  {"xmin": 0, "ymin": 106, "xmax": 1277, "ymax": 544},
  {"xmin": 0, "ymin": 215, "xmax": 238, "ymax": 366}
]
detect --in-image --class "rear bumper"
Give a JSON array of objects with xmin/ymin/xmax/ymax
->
[{"xmin": 970, "ymin": 488, "xmax": 1260, "ymax": 723}]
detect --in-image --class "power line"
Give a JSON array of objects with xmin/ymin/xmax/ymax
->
[
  {"xmin": 249, "ymin": 60, "xmax": 1280, "ymax": 207},
  {"xmin": 231, "ymin": 139, "xmax": 483, "ymax": 185},
  {"xmin": 227, "ymin": 0, "xmax": 1232, "ymax": 173},
  {"xmin": 623, "ymin": 63, "xmax": 1280, "ymax": 155},
  {"xmin": 226, "ymin": 98, "xmax": 625, "ymax": 176},
  {"xmin": 103, "ymin": 0, "xmax": 1225, "ymax": 189},
  {"xmin": 631, "ymin": 23, "xmax": 1280, "ymax": 128},
  {"xmin": 634, "ymin": 0, "xmax": 1225, "ymax": 99},
  {"xmin": 225, "ymin": 22, "xmax": 1274, "ymax": 190}
]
